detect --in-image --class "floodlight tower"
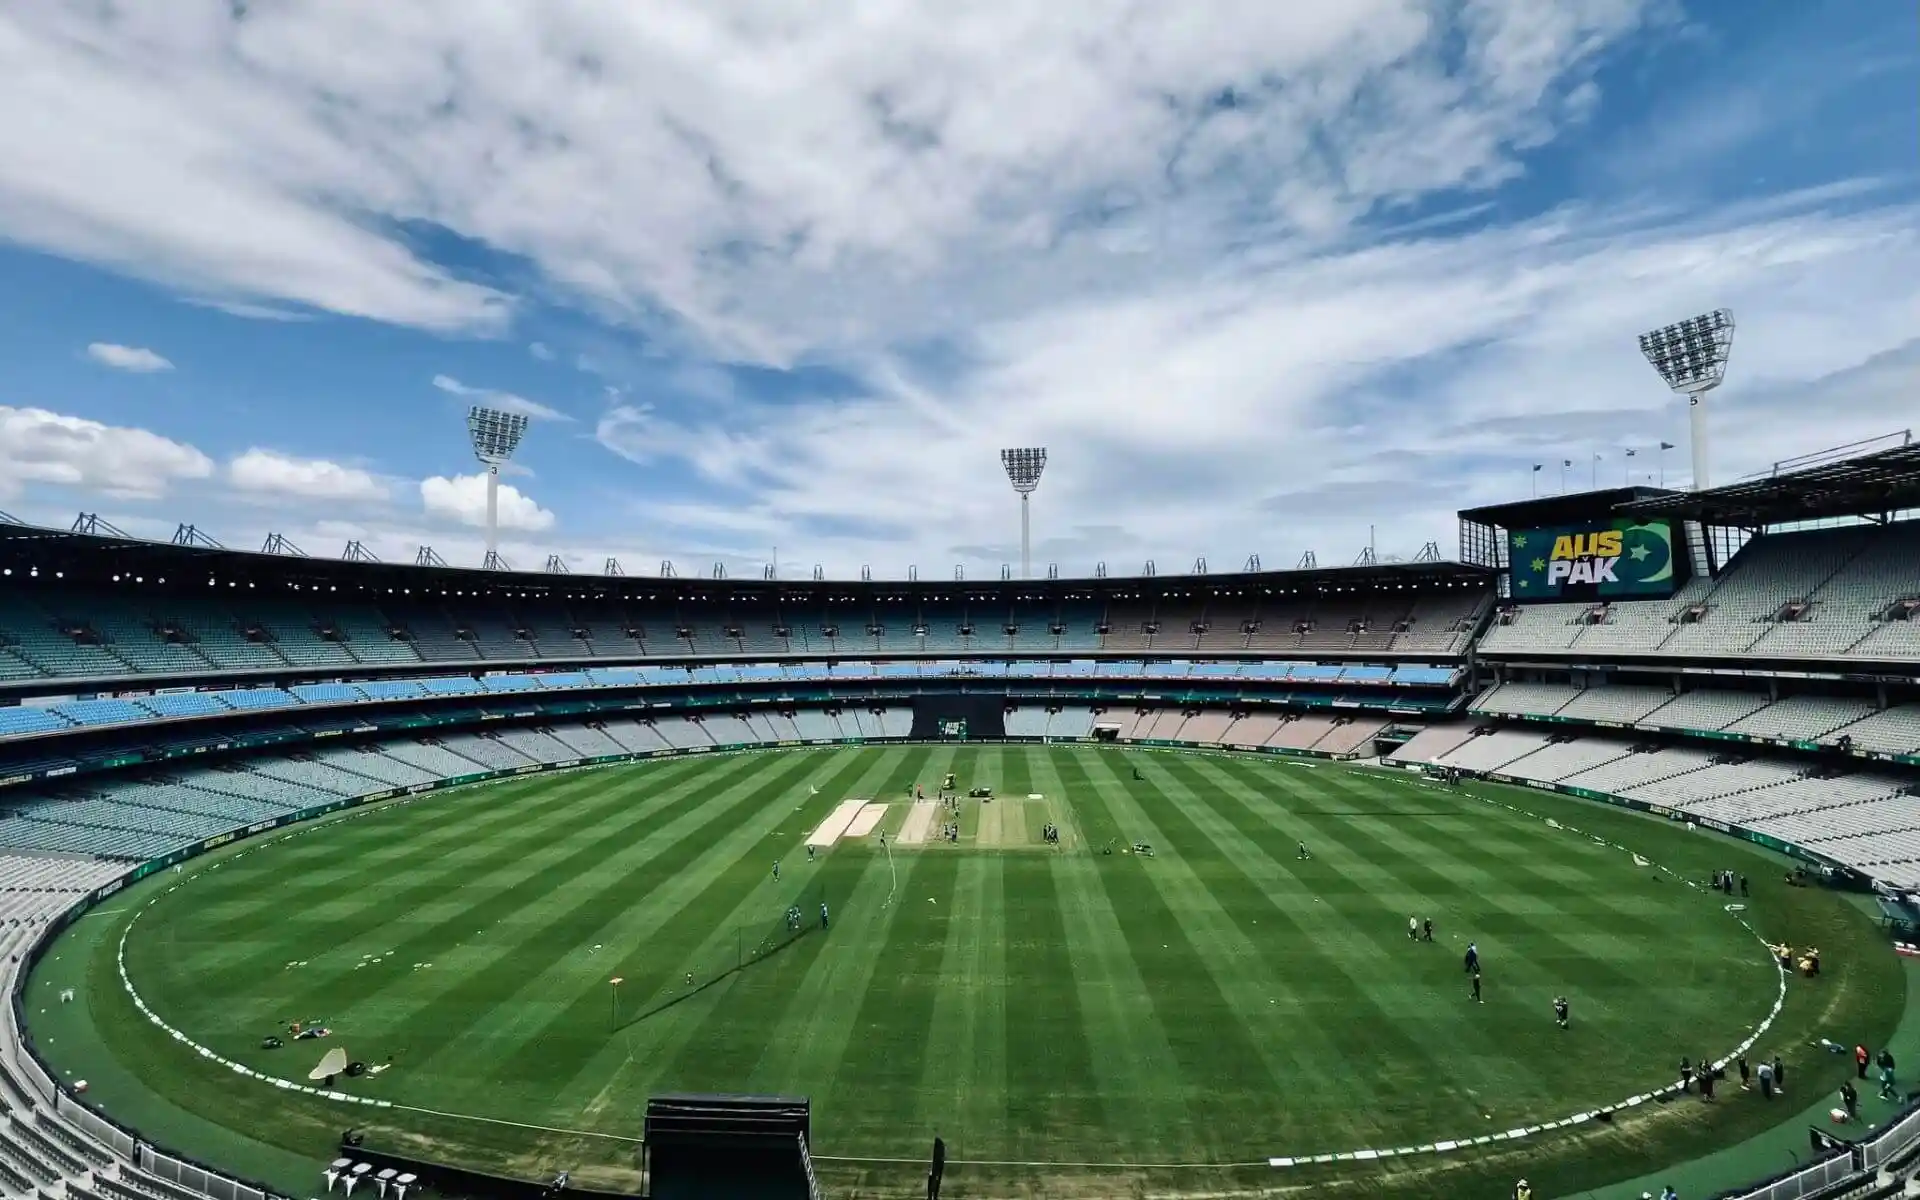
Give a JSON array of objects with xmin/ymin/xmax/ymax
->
[
  {"xmin": 1637, "ymin": 309, "xmax": 1734, "ymax": 491},
  {"xmin": 1000, "ymin": 447, "xmax": 1048, "ymax": 580},
  {"xmin": 466, "ymin": 405, "xmax": 530, "ymax": 570}
]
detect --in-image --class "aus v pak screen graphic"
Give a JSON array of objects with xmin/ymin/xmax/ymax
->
[{"xmin": 1508, "ymin": 518, "xmax": 1687, "ymax": 601}]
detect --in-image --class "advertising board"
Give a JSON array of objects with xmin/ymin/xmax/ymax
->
[{"xmin": 1507, "ymin": 517, "xmax": 1687, "ymax": 601}]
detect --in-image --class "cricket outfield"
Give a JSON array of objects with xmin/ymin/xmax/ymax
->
[{"xmin": 24, "ymin": 744, "xmax": 1903, "ymax": 1199}]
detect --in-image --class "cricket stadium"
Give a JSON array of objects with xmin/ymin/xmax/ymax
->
[{"xmin": 1, "ymin": 439, "xmax": 1920, "ymax": 1200}]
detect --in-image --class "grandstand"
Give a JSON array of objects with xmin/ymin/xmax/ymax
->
[{"xmin": 2, "ymin": 440, "xmax": 1920, "ymax": 1200}]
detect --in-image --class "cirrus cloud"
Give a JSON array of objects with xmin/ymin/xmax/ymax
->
[{"xmin": 85, "ymin": 342, "xmax": 173, "ymax": 373}]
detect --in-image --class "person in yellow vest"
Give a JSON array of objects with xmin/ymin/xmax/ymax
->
[{"xmin": 1515, "ymin": 1179, "xmax": 1532, "ymax": 1200}]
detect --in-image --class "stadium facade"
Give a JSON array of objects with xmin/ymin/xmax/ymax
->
[{"xmin": 4, "ymin": 442, "xmax": 1920, "ymax": 1199}]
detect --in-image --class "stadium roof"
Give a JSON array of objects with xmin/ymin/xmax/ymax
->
[
  {"xmin": 1457, "ymin": 487, "xmax": 1680, "ymax": 531},
  {"xmin": 1618, "ymin": 442, "xmax": 1920, "ymax": 526},
  {"xmin": 0, "ymin": 519, "xmax": 1494, "ymax": 599}
]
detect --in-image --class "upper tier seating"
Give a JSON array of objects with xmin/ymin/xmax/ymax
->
[
  {"xmin": 1479, "ymin": 521, "xmax": 1920, "ymax": 662},
  {"xmin": 0, "ymin": 584, "xmax": 1487, "ymax": 684}
]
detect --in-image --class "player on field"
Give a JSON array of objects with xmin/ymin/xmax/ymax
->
[
  {"xmin": 1422, "ymin": 918, "xmax": 1434, "ymax": 942},
  {"xmin": 1297, "ymin": 841, "xmax": 1309, "ymax": 860},
  {"xmin": 1470, "ymin": 970, "xmax": 1483, "ymax": 1003},
  {"xmin": 1464, "ymin": 941, "xmax": 1480, "ymax": 974},
  {"xmin": 1553, "ymin": 996, "xmax": 1569, "ymax": 1029},
  {"xmin": 772, "ymin": 859, "xmax": 780, "ymax": 882},
  {"xmin": 1408, "ymin": 915, "xmax": 1418, "ymax": 941},
  {"xmin": 820, "ymin": 901, "xmax": 830, "ymax": 930}
]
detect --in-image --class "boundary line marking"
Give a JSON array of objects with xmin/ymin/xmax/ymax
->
[{"xmin": 105, "ymin": 752, "xmax": 1788, "ymax": 1171}]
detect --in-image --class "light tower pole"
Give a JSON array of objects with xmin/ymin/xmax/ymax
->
[
  {"xmin": 466, "ymin": 406, "xmax": 530, "ymax": 570},
  {"xmin": 1637, "ymin": 309, "xmax": 1734, "ymax": 491},
  {"xmin": 1000, "ymin": 447, "xmax": 1048, "ymax": 580}
]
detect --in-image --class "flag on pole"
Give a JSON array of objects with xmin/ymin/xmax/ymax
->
[
  {"xmin": 1532, "ymin": 464, "xmax": 1543, "ymax": 472},
  {"xmin": 1660, "ymin": 441, "xmax": 1675, "ymax": 450},
  {"xmin": 1625, "ymin": 448, "xmax": 1637, "ymax": 457},
  {"xmin": 1563, "ymin": 459, "xmax": 1572, "ymax": 467},
  {"xmin": 1593, "ymin": 452, "xmax": 1602, "ymax": 460}
]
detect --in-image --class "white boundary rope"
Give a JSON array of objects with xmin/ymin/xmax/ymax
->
[{"xmin": 105, "ymin": 753, "xmax": 1788, "ymax": 1172}]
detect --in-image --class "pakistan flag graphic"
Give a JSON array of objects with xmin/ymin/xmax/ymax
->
[{"xmin": 1510, "ymin": 520, "xmax": 1676, "ymax": 597}]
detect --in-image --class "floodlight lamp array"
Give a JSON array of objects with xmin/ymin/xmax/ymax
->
[
  {"xmin": 1637, "ymin": 309, "xmax": 1734, "ymax": 394},
  {"xmin": 467, "ymin": 406, "xmax": 530, "ymax": 465},
  {"xmin": 1001, "ymin": 446, "xmax": 1048, "ymax": 493}
]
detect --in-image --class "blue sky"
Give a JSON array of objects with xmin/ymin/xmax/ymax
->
[{"xmin": 0, "ymin": 0, "xmax": 1915, "ymax": 577}]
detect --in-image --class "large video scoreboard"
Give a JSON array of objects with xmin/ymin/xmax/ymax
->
[{"xmin": 1507, "ymin": 517, "xmax": 1687, "ymax": 602}]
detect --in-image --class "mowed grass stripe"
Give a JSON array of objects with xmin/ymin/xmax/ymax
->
[
  {"xmin": 620, "ymin": 845, "xmax": 880, "ymax": 1107},
  {"xmin": 716, "ymin": 750, "xmax": 949, "ymax": 1114},
  {"xmin": 1025, "ymin": 748, "xmax": 1204, "ymax": 1158},
  {"xmin": 199, "ymin": 755, "xmax": 720, "ymax": 896},
  {"xmin": 439, "ymin": 749, "xmax": 892, "ymax": 1099},
  {"xmin": 1155, "ymin": 756, "xmax": 1573, "ymax": 1127},
  {"xmin": 1072, "ymin": 751, "xmax": 1439, "ymax": 1149},
  {"xmin": 179, "ymin": 755, "xmax": 735, "ymax": 943},
  {"xmin": 1046, "ymin": 750, "xmax": 1317, "ymax": 1159},
  {"xmin": 146, "ymin": 755, "xmax": 771, "ymax": 1023},
  {"xmin": 1224, "ymin": 761, "xmax": 1693, "ymax": 990},
  {"xmin": 913, "ymin": 851, "xmax": 1009, "ymax": 1152},
  {"xmin": 1188, "ymin": 757, "xmax": 1765, "ymax": 1126},
  {"xmin": 822, "ymin": 847, "xmax": 963, "ymax": 1144},
  {"xmin": 1046, "ymin": 848, "xmax": 1201, "ymax": 1158},
  {"xmin": 595, "ymin": 744, "xmax": 933, "ymax": 1105},
  {"xmin": 416, "ymin": 750, "xmax": 841, "ymax": 1086},
  {"xmin": 195, "ymin": 750, "xmax": 818, "ymax": 1092},
  {"xmin": 994, "ymin": 748, "xmax": 1110, "ymax": 1162}
]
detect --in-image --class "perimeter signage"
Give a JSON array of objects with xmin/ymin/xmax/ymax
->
[{"xmin": 1508, "ymin": 517, "xmax": 1686, "ymax": 601}]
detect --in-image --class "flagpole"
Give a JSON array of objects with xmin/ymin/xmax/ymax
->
[
  {"xmin": 1560, "ymin": 461, "xmax": 1568, "ymax": 493},
  {"xmin": 1591, "ymin": 454, "xmax": 1598, "ymax": 490}
]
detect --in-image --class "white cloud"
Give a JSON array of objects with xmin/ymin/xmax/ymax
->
[
  {"xmin": 0, "ymin": 406, "xmax": 213, "ymax": 500},
  {"xmin": 431, "ymin": 374, "xmax": 570, "ymax": 422},
  {"xmin": 228, "ymin": 448, "xmax": 390, "ymax": 502},
  {"xmin": 528, "ymin": 341, "xmax": 554, "ymax": 361},
  {"xmin": 85, "ymin": 342, "xmax": 173, "ymax": 373},
  {"xmin": 420, "ymin": 472, "xmax": 556, "ymax": 532},
  {"xmin": 0, "ymin": 1, "xmax": 1653, "ymax": 356},
  {"xmin": 591, "ymin": 197, "xmax": 1920, "ymax": 571},
  {"xmin": 8, "ymin": 1, "xmax": 1920, "ymax": 578}
]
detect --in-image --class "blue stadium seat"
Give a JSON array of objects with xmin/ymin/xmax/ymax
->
[
  {"xmin": 49, "ymin": 698, "xmax": 151, "ymax": 727},
  {"xmin": 138, "ymin": 692, "xmax": 229, "ymax": 718},
  {"xmin": 0, "ymin": 707, "xmax": 75, "ymax": 738},
  {"xmin": 1340, "ymin": 666, "xmax": 1394, "ymax": 683},
  {"xmin": 357, "ymin": 679, "xmax": 428, "ymax": 700},
  {"xmin": 206, "ymin": 688, "xmax": 298, "ymax": 710},
  {"xmin": 290, "ymin": 682, "xmax": 366, "ymax": 704}
]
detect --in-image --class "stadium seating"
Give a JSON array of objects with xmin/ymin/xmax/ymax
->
[
  {"xmin": 1471, "ymin": 683, "xmax": 1578, "ymax": 718},
  {"xmin": 1004, "ymin": 707, "xmax": 1049, "ymax": 737},
  {"xmin": 0, "ymin": 579, "xmax": 1496, "ymax": 686},
  {"xmin": 1436, "ymin": 728, "xmax": 1553, "ymax": 772},
  {"xmin": 1500, "ymin": 736, "xmax": 1633, "ymax": 781},
  {"xmin": 1386, "ymin": 724, "xmax": 1476, "ymax": 764},
  {"xmin": 1480, "ymin": 522, "xmax": 1920, "ymax": 663}
]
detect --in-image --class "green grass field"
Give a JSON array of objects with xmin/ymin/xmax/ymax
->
[{"xmin": 26, "ymin": 744, "xmax": 1905, "ymax": 1199}]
